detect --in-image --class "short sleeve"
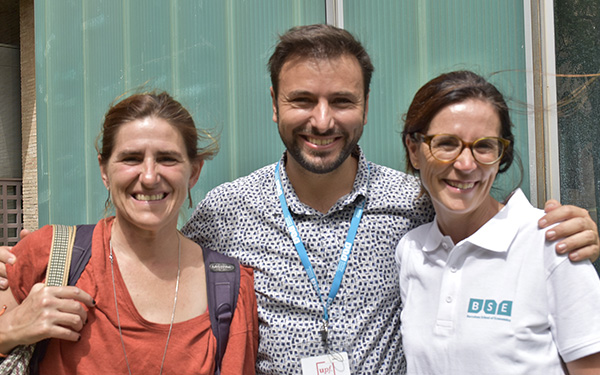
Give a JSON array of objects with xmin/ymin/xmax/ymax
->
[{"xmin": 547, "ymin": 257, "xmax": 600, "ymax": 362}]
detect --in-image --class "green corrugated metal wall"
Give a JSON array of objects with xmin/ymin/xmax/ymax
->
[
  {"xmin": 35, "ymin": 0, "xmax": 527, "ymax": 226},
  {"xmin": 344, "ymin": 0, "xmax": 528, "ymax": 201}
]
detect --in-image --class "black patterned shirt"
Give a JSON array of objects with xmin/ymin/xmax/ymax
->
[{"xmin": 182, "ymin": 149, "xmax": 434, "ymax": 375}]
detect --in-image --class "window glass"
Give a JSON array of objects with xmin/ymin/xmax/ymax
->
[{"xmin": 554, "ymin": 0, "xmax": 600, "ymax": 270}]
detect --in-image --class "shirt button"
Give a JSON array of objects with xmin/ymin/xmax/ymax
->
[
  {"xmin": 446, "ymin": 296, "xmax": 453, "ymax": 303},
  {"xmin": 450, "ymin": 267, "xmax": 458, "ymax": 273},
  {"xmin": 442, "ymin": 243, "xmax": 449, "ymax": 250}
]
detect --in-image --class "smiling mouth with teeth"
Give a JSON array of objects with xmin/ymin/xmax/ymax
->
[
  {"xmin": 307, "ymin": 137, "xmax": 335, "ymax": 146},
  {"xmin": 134, "ymin": 193, "xmax": 166, "ymax": 201},
  {"xmin": 446, "ymin": 180, "xmax": 475, "ymax": 190}
]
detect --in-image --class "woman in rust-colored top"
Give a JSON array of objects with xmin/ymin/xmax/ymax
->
[{"xmin": 0, "ymin": 92, "xmax": 258, "ymax": 374}]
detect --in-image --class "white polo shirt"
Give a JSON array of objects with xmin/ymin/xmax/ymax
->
[{"xmin": 396, "ymin": 189, "xmax": 600, "ymax": 374}]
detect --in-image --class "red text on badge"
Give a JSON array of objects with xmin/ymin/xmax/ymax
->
[{"xmin": 316, "ymin": 361, "xmax": 336, "ymax": 374}]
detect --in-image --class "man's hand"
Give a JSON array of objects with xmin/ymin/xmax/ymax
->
[
  {"xmin": 0, "ymin": 229, "xmax": 29, "ymax": 290},
  {"xmin": 540, "ymin": 200, "xmax": 599, "ymax": 262}
]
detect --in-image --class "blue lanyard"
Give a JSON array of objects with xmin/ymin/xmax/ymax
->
[{"xmin": 274, "ymin": 161, "xmax": 367, "ymax": 324}]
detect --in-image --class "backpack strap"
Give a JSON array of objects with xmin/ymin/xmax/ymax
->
[
  {"xmin": 203, "ymin": 247, "xmax": 240, "ymax": 375},
  {"xmin": 68, "ymin": 225, "xmax": 95, "ymax": 285},
  {"xmin": 29, "ymin": 224, "xmax": 95, "ymax": 375},
  {"xmin": 44, "ymin": 225, "xmax": 77, "ymax": 287}
]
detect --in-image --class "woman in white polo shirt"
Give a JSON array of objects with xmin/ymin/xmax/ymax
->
[{"xmin": 396, "ymin": 70, "xmax": 600, "ymax": 374}]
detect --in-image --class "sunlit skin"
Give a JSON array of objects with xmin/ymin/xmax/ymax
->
[
  {"xmin": 406, "ymin": 99, "xmax": 504, "ymax": 242},
  {"xmin": 97, "ymin": 117, "xmax": 209, "ymax": 327},
  {"xmin": 99, "ymin": 117, "xmax": 202, "ymax": 237}
]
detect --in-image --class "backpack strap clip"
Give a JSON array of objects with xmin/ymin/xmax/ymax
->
[{"xmin": 203, "ymin": 247, "xmax": 240, "ymax": 375}]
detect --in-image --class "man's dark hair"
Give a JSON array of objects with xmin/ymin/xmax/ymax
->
[{"xmin": 268, "ymin": 24, "xmax": 374, "ymax": 100}]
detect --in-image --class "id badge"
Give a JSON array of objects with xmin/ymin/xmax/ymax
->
[
  {"xmin": 297, "ymin": 327, "xmax": 353, "ymax": 375},
  {"xmin": 301, "ymin": 352, "xmax": 351, "ymax": 375}
]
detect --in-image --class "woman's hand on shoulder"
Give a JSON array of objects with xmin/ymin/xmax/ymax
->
[{"xmin": 0, "ymin": 283, "xmax": 95, "ymax": 353}]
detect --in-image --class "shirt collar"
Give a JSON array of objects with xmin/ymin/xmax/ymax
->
[
  {"xmin": 422, "ymin": 189, "xmax": 526, "ymax": 254},
  {"xmin": 277, "ymin": 146, "xmax": 369, "ymax": 215}
]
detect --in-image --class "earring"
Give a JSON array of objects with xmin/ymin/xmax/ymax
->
[{"xmin": 187, "ymin": 188, "xmax": 193, "ymax": 209}]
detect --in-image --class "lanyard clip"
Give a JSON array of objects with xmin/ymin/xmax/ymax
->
[{"xmin": 319, "ymin": 319, "xmax": 329, "ymax": 344}]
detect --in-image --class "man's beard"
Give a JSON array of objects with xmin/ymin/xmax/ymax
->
[{"xmin": 279, "ymin": 125, "xmax": 363, "ymax": 174}]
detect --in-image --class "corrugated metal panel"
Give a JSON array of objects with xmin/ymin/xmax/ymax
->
[
  {"xmin": 35, "ymin": 0, "xmax": 324, "ymax": 225},
  {"xmin": 344, "ymin": 0, "xmax": 529, "ymax": 200},
  {"xmin": 36, "ymin": 0, "xmax": 87, "ymax": 225},
  {"xmin": 35, "ymin": 0, "xmax": 528, "ymax": 224}
]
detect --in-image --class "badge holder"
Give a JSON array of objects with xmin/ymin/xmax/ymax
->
[{"xmin": 298, "ymin": 322, "xmax": 352, "ymax": 375}]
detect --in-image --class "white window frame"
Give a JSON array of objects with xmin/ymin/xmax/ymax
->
[
  {"xmin": 326, "ymin": 0, "xmax": 344, "ymax": 28},
  {"xmin": 523, "ymin": 0, "xmax": 561, "ymax": 206}
]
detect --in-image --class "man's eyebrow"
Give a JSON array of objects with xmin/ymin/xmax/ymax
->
[
  {"xmin": 285, "ymin": 90, "xmax": 360, "ymax": 98},
  {"xmin": 331, "ymin": 91, "xmax": 360, "ymax": 98},
  {"xmin": 284, "ymin": 90, "xmax": 313, "ymax": 97}
]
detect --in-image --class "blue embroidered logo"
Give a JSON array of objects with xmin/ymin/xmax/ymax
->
[{"xmin": 467, "ymin": 298, "xmax": 512, "ymax": 321}]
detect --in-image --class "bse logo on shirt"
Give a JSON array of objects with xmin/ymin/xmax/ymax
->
[{"xmin": 467, "ymin": 298, "xmax": 513, "ymax": 322}]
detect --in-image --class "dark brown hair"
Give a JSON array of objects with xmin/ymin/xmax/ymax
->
[
  {"xmin": 96, "ymin": 91, "xmax": 218, "ymax": 165},
  {"xmin": 402, "ymin": 70, "xmax": 515, "ymax": 175},
  {"xmin": 268, "ymin": 24, "xmax": 374, "ymax": 100}
]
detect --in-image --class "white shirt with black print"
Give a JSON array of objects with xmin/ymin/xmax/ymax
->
[{"xmin": 182, "ymin": 147, "xmax": 434, "ymax": 375}]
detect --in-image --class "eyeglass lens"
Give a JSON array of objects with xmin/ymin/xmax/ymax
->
[{"xmin": 429, "ymin": 135, "xmax": 504, "ymax": 164}]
